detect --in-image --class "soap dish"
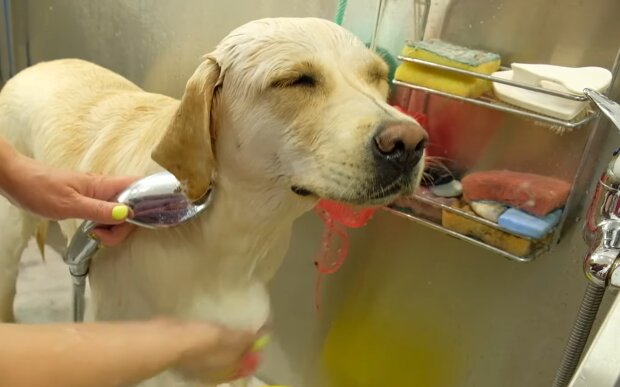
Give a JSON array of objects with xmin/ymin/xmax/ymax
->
[{"xmin": 492, "ymin": 70, "xmax": 588, "ymax": 120}]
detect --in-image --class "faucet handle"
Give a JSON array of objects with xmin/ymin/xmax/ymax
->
[
  {"xmin": 584, "ymin": 219, "xmax": 620, "ymax": 288},
  {"xmin": 584, "ymin": 246, "xmax": 620, "ymax": 287}
]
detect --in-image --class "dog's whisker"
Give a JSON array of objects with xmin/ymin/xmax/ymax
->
[
  {"xmin": 424, "ymin": 157, "xmax": 454, "ymax": 177},
  {"xmin": 421, "ymin": 173, "xmax": 435, "ymax": 185}
]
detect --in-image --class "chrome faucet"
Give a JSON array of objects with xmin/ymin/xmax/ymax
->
[
  {"xmin": 551, "ymin": 89, "xmax": 620, "ymax": 387},
  {"xmin": 582, "ymin": 89, "xmax": 620, "ymax": 289}
]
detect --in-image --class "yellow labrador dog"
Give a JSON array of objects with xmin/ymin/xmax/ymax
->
[{"xmin": 0, "ymin": 18, "xmax": 426, "ymax": 386}]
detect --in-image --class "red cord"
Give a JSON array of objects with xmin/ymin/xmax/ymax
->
[
  {"xmin": 313, "ymin": 201, "xmax": 374, "ymax": 313},
  {"xmin": 312, "ymin": 104, "xmax": 425, "ymax": 313}
]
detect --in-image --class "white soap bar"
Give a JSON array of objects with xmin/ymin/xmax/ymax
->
[
  {"xmin": 430, "ymin": 180, "xmax": 463, "ymax": 198},
  {"xmin": 470, "ymin": 201, "xmax": 507, "ymax": 222},
  {"xmin": 511, "ymin": 63, "xmax": 612, "ymax": 95},
  {"xmin": 492, "ymin": 70, "xmax": 587, "ymax": 120}
]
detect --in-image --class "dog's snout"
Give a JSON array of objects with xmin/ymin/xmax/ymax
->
[{"xmin": 373, "ymin": 122, "xmax": 427, "ymax": 167}]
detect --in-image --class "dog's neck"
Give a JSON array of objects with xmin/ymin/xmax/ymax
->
[
  {"xmin": 147, "ymin": 104, "xmax": 317, "ymax": 286},
  {"xmin": 195, "ymin": 171, "xmax": 316, "ymax": 285}
]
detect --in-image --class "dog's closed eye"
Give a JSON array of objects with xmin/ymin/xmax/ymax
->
[
  {"xmin": 271, "ymin": 73, "xmax": 317, "ymax": 88},
  {"xmin": 369, "ymin": 69, "xmax": 387, "ymax": 83},
  {"xmin": 367, "ymin": 64, "xmax": 388, "ymax": 84}
]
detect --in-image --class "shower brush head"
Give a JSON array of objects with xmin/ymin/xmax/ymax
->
[
  {"xmin": 64, "ymin": 171, "xmax": 213, "ymax": 275},
  {"xmin": 117, "ymin": 171, "xmax": 213, "ymax": 228}
]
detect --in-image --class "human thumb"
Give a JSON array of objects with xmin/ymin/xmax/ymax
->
[
  {"xmin": 88, "ymin": 175, "xmax": 141, "ymax": 202},
  {"xmin": 68, "ymin": 173, "xmax": 139, "ymax": 224},
  {"xmin": 71, "ymin": 196, "xmax": 132, "ymax": 225}
]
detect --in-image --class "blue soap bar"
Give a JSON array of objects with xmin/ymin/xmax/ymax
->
[{"xmin": 497, "ymin": 208, "xmax": 563, "ymax": 239}]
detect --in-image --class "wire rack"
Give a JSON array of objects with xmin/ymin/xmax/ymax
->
[
  {"xmin": 386, "ymin": 196, "xmax": 553, "ymax": 262},
  {"xmin": 385, "ymin": 55, "xmax": 600, "ymax": 261},
  {"xmin": 393, "ymin": 57, "xmax": 598, "ymax": 129}
]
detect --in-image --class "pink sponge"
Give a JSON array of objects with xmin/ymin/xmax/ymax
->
[{"xmin": 462, "ymin": 171, "xmax": 571, "ymax": 217}]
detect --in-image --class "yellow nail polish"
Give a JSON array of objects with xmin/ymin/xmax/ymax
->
[
  {"xmin": 252, "ymin": 335, "xmax": 270, "ymax": 351},
  {"xmin": 111, "ymin": 205, "xmax": 129, "ymax": 221}
]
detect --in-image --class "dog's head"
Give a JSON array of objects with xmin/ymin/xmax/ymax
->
[{"xmin": 153, "ymin": 18, "xmax": 426, "ymax": 206}]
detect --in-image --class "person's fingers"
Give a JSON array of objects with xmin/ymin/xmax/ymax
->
[
  {"xmin": 223, "ymin": 332, "xmax": 267, "ymax": 380},
  {"xmin": 166, "ymin": 320, "xmax": 263, "ymax": 383},
  {"xmin": 222, "ymin": 328, "xmax": 259, "ymax": 353},
  {"xmin": 70, "ymin": 195, "xmax": 133, "ymax": 224},
  {"xmin": 92, "ymin": 223, "xmax": 136, "ymax": 246},
  {"xmin": 87, "ymin": 175, "xmax": 141, "ymax": 201},
  {"xmin": 235, "ymin": 351, "xmax": 261, "ymax": 379}
]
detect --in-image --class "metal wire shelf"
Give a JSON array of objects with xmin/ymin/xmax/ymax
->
[
  {"xmin": 385, "ymin": 55, "xmax": 609, "ymax": 261},
  {"xmin": 394, "ymin": 57, "xmax": 598, "ymax": 129},
  {"xmin": 386, "ymin": 192, "xmax": 555, "ymax": 262}
]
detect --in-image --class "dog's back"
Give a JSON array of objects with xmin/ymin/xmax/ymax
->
[{"xmin": 0, "ymin": 59, "xmax": 175, "ymax": 175}]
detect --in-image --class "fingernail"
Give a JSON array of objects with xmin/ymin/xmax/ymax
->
[
  {"xmin": 252, "ymin": 334, "xmax": 270, "ymax": 351},
  {"xmin": 111, "ymin": 205, "xmax": 129, "ymax": 221}
]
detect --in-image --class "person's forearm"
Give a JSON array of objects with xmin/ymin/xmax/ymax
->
[
  {"xmin": 0, "ymin": 320, "xmax": 185, "ymax": 387},
  {"xmin": 0, "ymin": 137, "xmax": 16, "ymax": 183},
  {"xmin": 0, "ymin": 136, "xmax": 21, "ymax": 192},
  {"xmin": 0, "ymin": 135, "xmax": 17, "ymax": 156}
]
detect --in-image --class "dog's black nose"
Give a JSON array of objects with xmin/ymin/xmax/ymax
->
[{"xmin": 373, "ymin": 122, "xmax": 427, "ymax": 169}]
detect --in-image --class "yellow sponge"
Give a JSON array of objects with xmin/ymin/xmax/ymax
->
[
  {"xmin": 394, "ymin": 39, "xmax": 501, "ymax": 98},
  {"xmin": 441, "ymin": 203, "xmax": 552, "ymax": 257}
]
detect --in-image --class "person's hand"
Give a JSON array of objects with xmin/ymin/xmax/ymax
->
[
  {"xmin": 1, "ymin": 153, "xmax": 138, "ymax": 246},
  {"xmin": 161, "ymin": 319, "xmax": 269, "ymax": 384},
  {"xmin": 0, "ymin": 317, "xmax": 270, "ymax": 387}
]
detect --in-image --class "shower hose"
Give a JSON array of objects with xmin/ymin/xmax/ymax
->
[{"xmin": 551, "ymin": 283, "xmax": 606, "ymax": 387}]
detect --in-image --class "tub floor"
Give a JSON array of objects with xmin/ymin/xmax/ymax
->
[
  {"xmin": 14, "ymin": 240, "xmax": 72, "ymax": 323},
  {"xmin": 15, "ymin": 239, "xmax": 268, "ymax": 386}
]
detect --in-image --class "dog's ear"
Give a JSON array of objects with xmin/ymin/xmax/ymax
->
[{"xmin": 151, "ymin": 58, "xmax": 221, "ymax": 202}]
